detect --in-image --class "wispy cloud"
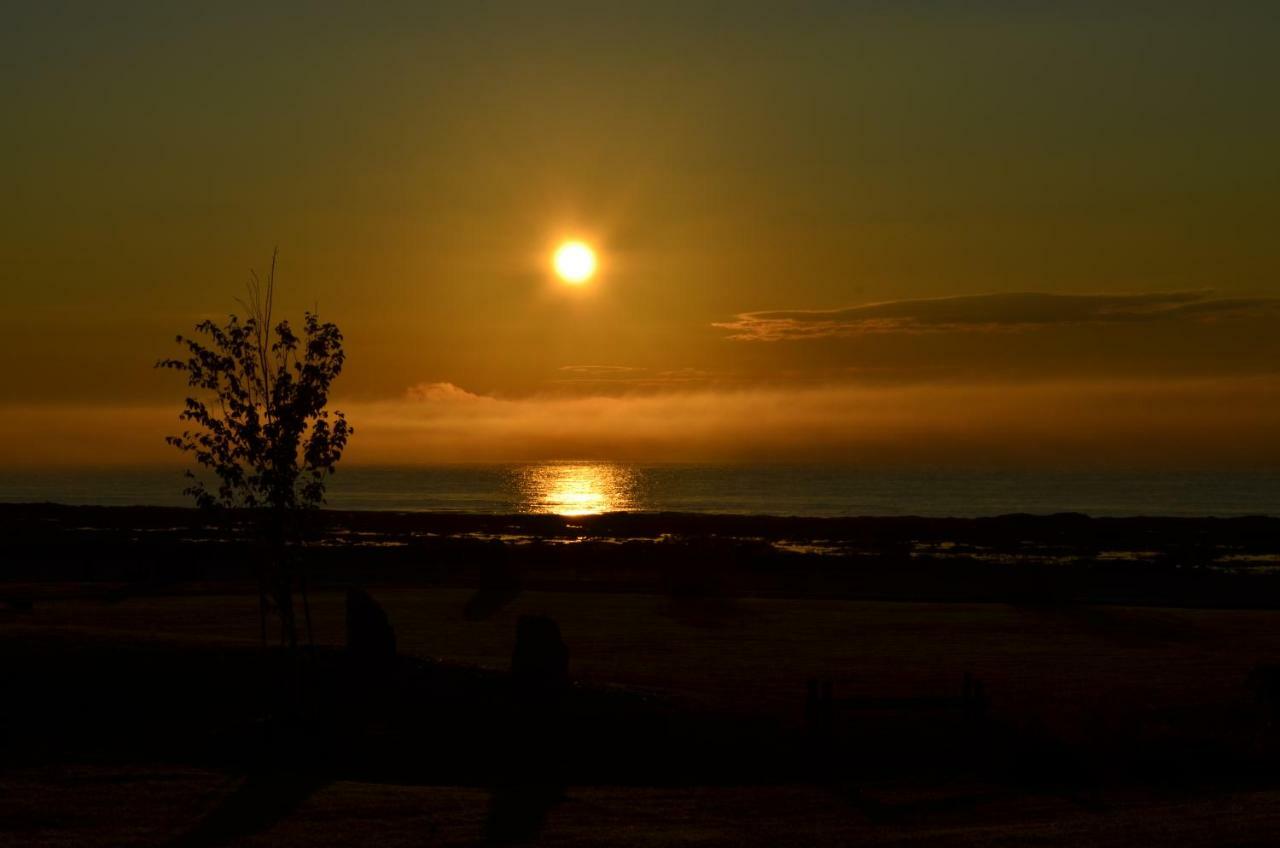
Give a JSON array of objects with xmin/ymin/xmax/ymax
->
[
  {"xmin": 556, "ymin": 365, "xmax": 649, "ymax": 377},
  {"xmin": 714, "ymin": 291, "xmax": 1280, "ymax": 341},
  {"xmin": 404, "ymin": 382, "xmax": 486, "ymax": 402},
  {"xmin": 342, "ymin": 376, "xmax": 1280, "ymax": 467}
]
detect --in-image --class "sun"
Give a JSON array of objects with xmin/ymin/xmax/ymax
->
[{"xmin": 553, "ymin": 241, "xmax": 597, "ymax": 284}]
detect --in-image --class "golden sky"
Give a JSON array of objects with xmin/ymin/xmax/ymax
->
[{"xmin": 3, "ymin": 3, "xmax": 1279, "ymax": 467}]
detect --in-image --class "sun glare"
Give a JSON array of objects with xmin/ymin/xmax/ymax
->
[
  {"xmin": 553, "ymin": 241, "xmax": 597, "ymax": 284},
  {"xmin": 513, "ymin": 462, "xmax": 638, "ymax": 515}
]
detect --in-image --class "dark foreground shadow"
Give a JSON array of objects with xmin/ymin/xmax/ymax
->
[
  {"xmin": 164, "ymin": 587, "xmax": 396, "ymax": 846},
  {"xmin": 165, "ymin": 769, "xmax": 330, "ymax": 848}
]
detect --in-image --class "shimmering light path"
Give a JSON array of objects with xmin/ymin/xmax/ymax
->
[{"xmin": 511, "ymin": 462, "xmax": 640, "ymax": 515}]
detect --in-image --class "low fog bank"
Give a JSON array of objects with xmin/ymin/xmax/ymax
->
[{"xmin": 4, "ymin": 376, "xmax": 1279, "ymax": 468}]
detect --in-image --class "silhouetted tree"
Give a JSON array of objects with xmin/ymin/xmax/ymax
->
[{"xmin": 157, "ymin": 250, "xmax": 352, "ymax": 651}]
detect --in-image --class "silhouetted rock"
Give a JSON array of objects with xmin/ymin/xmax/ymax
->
[
  {"xmin": 511, "ymin": 615, "xmax": 568, "ymax": 702},
  {"xmin": 486, "ymin": 615, "xmax": 570, "ymax": 844},
  {"xmin": 345, "ymin": 587, "xmax": 396, "ymax": 666},
  {"xmin": 1248, "ymin": 663, "xmax": 1280, "ymax": 724},
  {"xmin": 805, "ymin": 677, "xmax": 834, "ymax": 744},
  {"xmin": 804, "ymin": 678, "xmax": 837, "ymax": 780},
  {"xmin": 963, "ymin": 672, "xmax": 990, "ymax": 726}
]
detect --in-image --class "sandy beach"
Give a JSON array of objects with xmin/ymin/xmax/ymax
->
[{"xmin": 5, "ymin": 505, "xmax": 1280, "ymax": 844}]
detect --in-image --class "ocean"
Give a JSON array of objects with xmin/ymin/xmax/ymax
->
[{"xmin": 1, "ymin": 463, "xmax": 1278, "ymax": 518}]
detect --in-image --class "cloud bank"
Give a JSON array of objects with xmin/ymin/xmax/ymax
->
[
  {"xmin": 7, "ymin": 376, "xmax": 1279, "ymax": 469},
  {"xmin": 715, "ymin": 291, "xmax": 1280, "ymax": 341},
  {"xmin": 351, "ymin": 378, "xmax": 1280, "ymax": 467}
]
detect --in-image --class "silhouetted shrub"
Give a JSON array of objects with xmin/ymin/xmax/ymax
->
[{"xmin": 157, "ymin": 250, "xmax": 352, "ymax": 650}]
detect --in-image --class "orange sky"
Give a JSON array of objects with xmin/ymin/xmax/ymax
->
[{"xmin": 3, "ymin": 4, "xmax": 1279, "ymax": 468}]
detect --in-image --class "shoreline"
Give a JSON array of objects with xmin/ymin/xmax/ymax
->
[
  {"xmin": 6, "ymin": 499, "xmax": 1279, "ymax": 525},
  {"xmin": 5, "ymin": 502, "xmax": 1280, "ymax": 610}
]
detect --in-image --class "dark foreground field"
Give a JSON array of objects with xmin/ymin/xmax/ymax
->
[{"xmin": 5, "ymin": 504, "xmax": 1280, "ymax": 845}]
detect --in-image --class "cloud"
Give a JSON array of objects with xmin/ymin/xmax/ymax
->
[
  {"xmin": 714, "ymin": 291, "xmax": 1280, "ymax": 341},
  {"xmin": 4, "ymin": 375, "xmax": 1280, "ymax": 468},
  {"xmin": 654, "ymin": 368, "xmax": 717, "ymax": 383},
  {"xmin": 404, "ymin": 382, "xmax": 486, "ymax": 402},
  {"xmin": 337, "ymin": 376, "xmax": 1280, "ymax": 468},
  {"xmin": 557, "ymin": 365, "xmax": 648, "ymax": 376}
]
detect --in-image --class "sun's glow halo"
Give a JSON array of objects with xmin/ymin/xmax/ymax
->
[{"xmin": 553, "ymin": 241, "xmax": 597, "ymax": 284}]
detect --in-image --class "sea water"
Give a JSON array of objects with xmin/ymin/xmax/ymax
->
[{"xmin": 1, "ymin": 463, "xmax": 1278, "ymax": 518}]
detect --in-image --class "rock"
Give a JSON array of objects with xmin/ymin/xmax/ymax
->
[{"xmin": 345, "ymin": 587, "xmax": 396, "ymax": 666}]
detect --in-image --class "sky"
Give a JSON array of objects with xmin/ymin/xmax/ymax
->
[{"xmin": 3, "ymin": 2, "xmax": 1279, "ymax": 468}]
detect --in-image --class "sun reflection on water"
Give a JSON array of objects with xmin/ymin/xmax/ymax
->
[{"xmin": 512, "ymin": 462, "xmax": 640, "ymax": 515}]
